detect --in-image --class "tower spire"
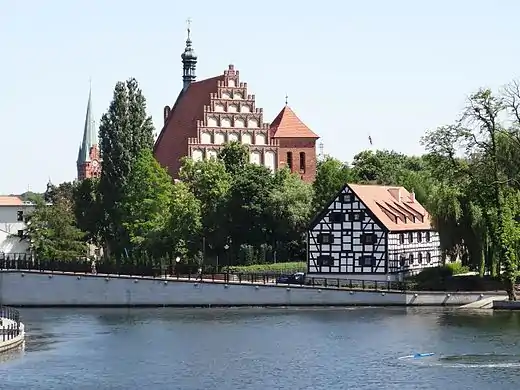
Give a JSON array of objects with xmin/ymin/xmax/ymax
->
[
  {"xmin": 77, "ymin": 83, "xmax": 97, "ymax": 167},
  {"xmin": 181, "ymin": 18, "xmax": 197, "ymax": 91}
]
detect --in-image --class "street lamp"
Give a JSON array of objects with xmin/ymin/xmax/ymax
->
[
  {"xmin": 175, "ymin": 256, "xmax": 181, "ymax": 278},
  {"xmin": 224, "ymin": 244, "xmax": 229, "ymax": 283}
]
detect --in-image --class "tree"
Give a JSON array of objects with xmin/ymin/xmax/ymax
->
[
  {"xmin": 167, "ymin": 181, "xmax": 202, "ymax": 259},
  {"xmin": 268, "ymin": 168, "xmax": 314, "ymax": 260},
  {"xmin": 217, "ymin": 141, "xmax": 249, "ymax": 174},
  {"xmin": 98, "ymin": 78, "xmax": 155, "ymax": 258},
  {"xmin": 120, "ymin": 150, "xmax": 174, "ymax": 254},
  {"xmin": 26, "ymin": 198, "xmax": 86, "ymax": 260},
  {"xmin": 73, "ymin": 178, "xmax": 103, "ymax": 246},
  {"xmin": 312, "ymin": 156, "xmax": 355, "ymax": 211}
]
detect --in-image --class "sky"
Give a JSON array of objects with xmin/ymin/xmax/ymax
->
[{"xmin": 1, "ymin": 0, "xmax": 520, "ymax": 194}]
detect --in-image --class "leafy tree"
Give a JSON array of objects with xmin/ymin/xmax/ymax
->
[
  {"xmin": 26, "ymin": 198, "xmax": 86, "ymax": 260},
  {"xmin": 98, "ymin": 78, "xmax": 155, "ymax": 258},
  {"xmin": 217, "ymin": 141, "xmax": 249, "ymax": 174},
  {"xmin": 120, "ymin": 149, "xmax": 173, "ymax": 254},
  {"xmin": 313, "ymin": 156, "xmax": 355, "ymax": 210},
  {"xmin": 73, "ymin": 178, "xmax": 103, "ymax": 245},
  {"xmin": 167, "ymin": 181, "xmax": 202, "ymax": 259},
  {"xmin": 45, "ymin": 182, "xmax": 75, "ymax": 204}
]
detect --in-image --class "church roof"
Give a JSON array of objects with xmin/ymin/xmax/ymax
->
[
  {"xmin": 77, "ymin": 88, "xmax": 97, "ymax": 165},
  {"xmin": 154, "ymin": 75, "xmax": 224, "ymax": 151},
  {"xmin": 270, "ymin": 105, "xmax": 319, "ymax": 139}
]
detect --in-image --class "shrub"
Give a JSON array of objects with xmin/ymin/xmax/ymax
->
[{"xmin": 222, "ymin": 262, "xmax": 306, "ymax": 274}]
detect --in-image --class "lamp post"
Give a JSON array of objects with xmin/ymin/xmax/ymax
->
[
  {"xmin": 175, "ymin": 256, "xmax": 181, "ymax": 279},
  {"xmin": 224, "ymin": 244, "xmax": 229, "ymax": 283}
]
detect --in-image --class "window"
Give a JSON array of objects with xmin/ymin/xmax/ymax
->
[
  {"xmin": 426, "ymin": 252, "xmax": 431, "ymax": 264},
  {"xmin": 318, "ymin": 233, "xmax": 334, "ymax": 244},
  {"xmin": 299, "ymin": 152, "xmax": 306, "ymax": 173},
  {"xmin": 400, "ymin": 256, "xmax": 407, "ymax": 267},
  {"xmin": 317, "ymin": 255, "xmax": 334, "ymax": 267},
  {"xmin": 425, "ymin": 231, "xmax": 431, "ymax": 242},
  {"xmin": 329, "ymin": 212, "xmax": 344, "ymax": 223},
  {"xmin": 17, "ymin": 210, "xmax": 23, "ymax": 222},
  {"xmin": 287, "ymin": 152, "xmax": 293, "ymax": 171},
  {"xmin": 348, "ymin": 211, "xmax": 365, "ymax": 221},
  {"xmin": 361, "ymin": 233, "xmax": 377, "ymax": 245},
  {"xmin": 340, "ymin": 193, "xmax": 354, "ymax": 203},
  {"xmin": 408, "ymin": 253, "xmax": 414, "ymax": 265},
  {"xmin": 417, "ymin": 232, "xmax": 422, "ymax": 243},
  {"xmin": 408, "ymin": 232, "xmax": 413, "ymax": 243},
  {"xmin": 360, "ymin": 255, "xmax": 375, "ymax": 267},
  {"xmin": 17, "ymin": 230, "xmax": 24, "ymax": 238},
  {"xmin": 399, "ymin": 233, "xmax": 405, "ymax": 244},
  {"xmin": 418, "ymin": 252, "xmax": 423, "ymax": 264}
]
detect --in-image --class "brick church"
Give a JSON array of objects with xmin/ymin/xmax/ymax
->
[
  {"xmin": 153, "ymin": 27, "xmax": 320, "ymax": 182},
  {"xmin": 76, "ymin": 87, "xmax": 101, "ymax": 181}
]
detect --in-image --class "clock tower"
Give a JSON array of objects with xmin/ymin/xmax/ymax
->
[{"xmin": 77, "ymin": 86, "xmax": 101, "ymax": 181}]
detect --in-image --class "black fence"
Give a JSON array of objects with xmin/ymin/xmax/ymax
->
[{"xmin": 0, "ymin": 306, "xmax": 21, "ymax": 343}]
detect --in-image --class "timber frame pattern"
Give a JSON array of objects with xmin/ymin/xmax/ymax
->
[
  {"xmin": 307, "ymin": 184, "xmax": 441, "ymax": 278},
  {"xmin": 307, "ymin": 185, "xmax": 388, "ymax": 275}
]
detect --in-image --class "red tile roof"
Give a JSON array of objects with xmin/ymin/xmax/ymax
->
[
  {"xmin": 0, "ymin": 196, "xmax": 23, "ymax": 206},
  {"xmin": 154, "ymin": 76, "xmax": 224, "ymax": 153},
  {"xmin": 348, "ymin": 184, "xmax": 433, "ymax": 231},
  {"xmin": 270, "ymin": 105, "xmax": 319, "ymax": 139}
]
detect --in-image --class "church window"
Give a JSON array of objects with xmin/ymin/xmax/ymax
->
[
  {"xmin": 287, "ymin": 152, "xmax": 293, "ymax": 171},
  {"xmin": 299, "ymin": 152, "xmax": 306, "ymax": 173}
]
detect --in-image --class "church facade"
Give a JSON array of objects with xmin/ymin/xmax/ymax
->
[{"xmin": 153, "ymin": 28, "xmax": 320, "ymax": 182}]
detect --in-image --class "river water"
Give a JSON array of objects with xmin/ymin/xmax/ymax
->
[{"xmin": 0, "ymin": 307, "xmax": 519, "ymax": 389}]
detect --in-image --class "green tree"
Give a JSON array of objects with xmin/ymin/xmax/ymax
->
[
  {"xmin": 313, "ymin": 156, "xmax": 355, "ymax": 210},
  {"xmin": 98, "ymin": 78, "xmax": 155, "ymax": 258},
  {"xmin": 26, "ymin": 198, "xmax": 86, "ymax": 260},
  {"xmin": 73, "ymin": 178, "xmax": 103, "ymax": 246},
  {"xmin": 217, "ymin": 141, "xmax": 249, "ymax": 174},
  {"xmin": 120, "ymin": 150, "xmax": 174, "ymax": 255}
]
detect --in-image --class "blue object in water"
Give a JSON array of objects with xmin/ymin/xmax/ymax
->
[{"xmin": 413, "ymin": 353, "xmax": 435, "ymax": 358}]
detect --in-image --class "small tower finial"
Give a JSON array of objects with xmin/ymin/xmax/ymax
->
[
  {"xmin": 186, "ymin": 17, "xmax": 192, "ymax": 39},
  {"xmin": 285, "ymin": 94, "xmax": 288, "ymax": 106}
]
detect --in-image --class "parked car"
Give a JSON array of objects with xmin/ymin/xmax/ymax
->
[{"xmin": 276, "ymin": 272, "xmax": 306, "ymax": 285}]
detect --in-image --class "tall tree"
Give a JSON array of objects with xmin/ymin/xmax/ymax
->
[
  {"xmin": 120, "ymin": 149, "xmax": 173, "ymax": 255},
  {"xmin": 217, "ymin": 141, "xmax": 249, "ymax": 175},
  {"xmin": 312, "ymin": 156, "xmax": 355, "ymax": 211},
  {"xmin": 98, "ymin": 78, "xmax": 155, "ymax": 258},
  {"xmin": 73, "ymin": 178, "xmax": 103, "ymax": 246}
]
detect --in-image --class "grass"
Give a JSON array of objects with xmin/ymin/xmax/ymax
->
[{"xmin": 223, "ymin": 262, "xmax": 306, "ymax": 274}]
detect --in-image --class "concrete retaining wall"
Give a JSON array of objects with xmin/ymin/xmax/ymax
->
[{"xmin": 0, "ymin": 271, "xmax": 501, "ymax": 307}]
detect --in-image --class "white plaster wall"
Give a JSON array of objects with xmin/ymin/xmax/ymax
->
[{"xmin": 0, "ymin": 272, "xmax": 500, "ymax": 307}]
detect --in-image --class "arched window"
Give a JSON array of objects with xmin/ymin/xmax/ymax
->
[
  {"xmin": 287, "ymin": 152, "xmax": 293, "ymax": 171},
  {"xmin": 299, "ymin": 152, "xmax": 306, "ymax": 173},
  {"xmin": 408, "ymin": 253, "xmax": 414, "ymax": 265}
]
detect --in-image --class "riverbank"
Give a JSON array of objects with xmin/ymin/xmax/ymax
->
[{"xmin": 0, "ymin": 270, "xmax": 507, "ymax": 307}]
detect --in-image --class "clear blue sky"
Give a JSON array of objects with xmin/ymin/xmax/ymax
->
[{"xmin": 1, "ymin": 0, "xmax": 519, "ymax": 194}]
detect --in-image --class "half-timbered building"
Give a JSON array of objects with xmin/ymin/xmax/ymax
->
[{"xmin": 307, "ymin": 184, "xmax": 441, "ymax": 281}]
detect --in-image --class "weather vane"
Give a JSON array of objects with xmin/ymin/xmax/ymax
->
[
  {"xmin": 285, "ymin": 93, "xmax": 288, "ymax": 105},
  {"xmin": 186, "ymin": 17, "xmax": 192, "ymax": 37}
]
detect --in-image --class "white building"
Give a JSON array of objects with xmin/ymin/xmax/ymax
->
[
  {"xmin": 307, "ymin": 184, "xmax": 441, "ymax": 281},
  {"xmin": 0, "ymin": 196, "xmax": 36, "ymax": 258}
]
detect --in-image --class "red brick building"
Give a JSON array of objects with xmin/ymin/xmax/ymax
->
[
  {"xmin": 153, "ymin": 28, "xmax": 320, "ymax": 182},
  {"xmin": 76, "ymin": 87, "xmax": 101, "ymax": 181}
]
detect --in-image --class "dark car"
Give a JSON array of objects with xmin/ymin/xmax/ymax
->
[{"xmin": 276, "ymin": 272, "xmax": 305, "ymax": 285}]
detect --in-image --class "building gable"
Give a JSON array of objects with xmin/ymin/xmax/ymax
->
[{"xmin": 307, "ymin": 185, "xmax": 388, "ymax": 275}]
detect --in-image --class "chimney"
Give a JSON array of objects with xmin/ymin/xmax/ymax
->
[
  {"xmin": 388, "ymin": 188, "xmax": 401, "ymax": 202},
  {"xmin": 410, "ymin": 191, "xmax": 416, "ymax": 203}
]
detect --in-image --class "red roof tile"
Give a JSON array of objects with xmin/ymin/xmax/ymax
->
[
  {"xmin": 348, "ymin": 184, "xmax": 433, "ymax": 231},
  {"xmin": 0, "ymin": 196, "xmax": 23, "ymax": 206},
  {"xmin": 270, "ymin": 105, "xmax": 319, "ymax": 139},
  {"xmin": 154, "ymin": 76, "xmax": 224, "ymax": 153}
]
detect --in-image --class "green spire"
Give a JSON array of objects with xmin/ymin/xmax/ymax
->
[{"xmin": 77, "ymin": 86, "xmax": 97, "ymax": 165}]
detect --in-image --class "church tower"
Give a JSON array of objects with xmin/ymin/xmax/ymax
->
[
  {"xmin": 181, "ymin": 20, "xmax": 197, "ymax": 91},
  {"xmin": 76, "ymin": 86, "xmax": 101, "ymax": 181}
]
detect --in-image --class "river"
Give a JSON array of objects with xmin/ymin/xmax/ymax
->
[{"xmin": 0, "ymin": 307, "xmax": 519, "ymax": 389}]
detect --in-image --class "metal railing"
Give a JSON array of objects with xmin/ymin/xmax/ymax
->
[
  {"xmin": 0, "ymin": 306, "xmax": 21, "ymax": 343},
  {"xmin": 0, "ymin": 258, "xmax": 415, "ymax": 292}
]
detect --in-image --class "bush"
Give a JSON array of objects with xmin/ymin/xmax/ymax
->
[
  {"xmin": 409, "ymin": 263, "xmax": 469, "ymax": 290},
  {"xmin": 222, "ymin": 262, "xmax": 306, "ymax": 274}
]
